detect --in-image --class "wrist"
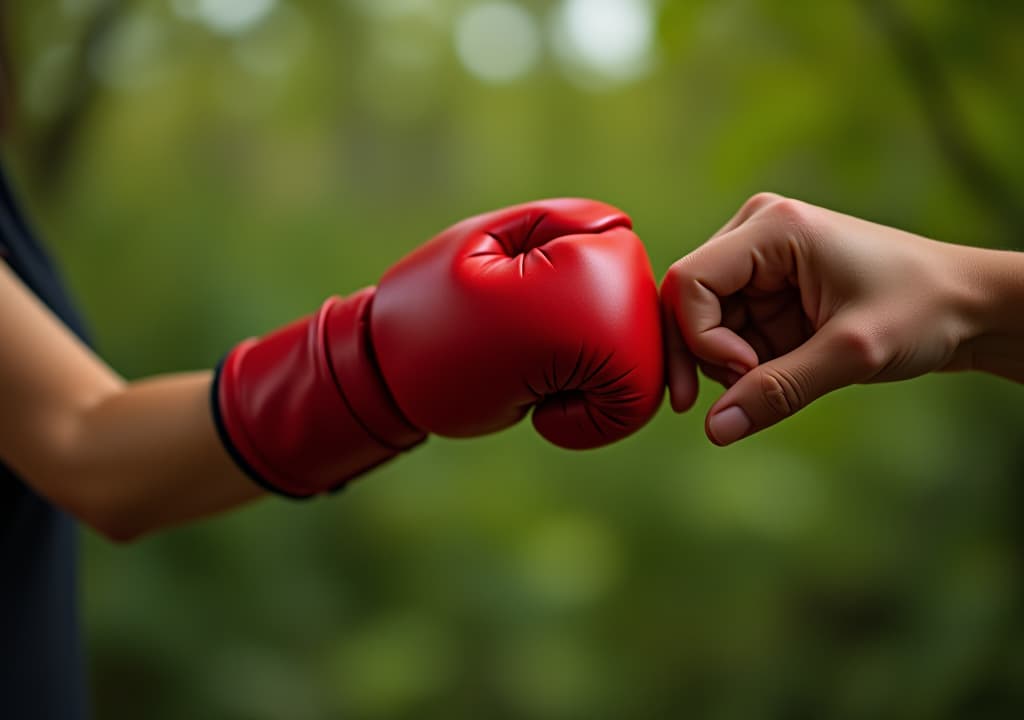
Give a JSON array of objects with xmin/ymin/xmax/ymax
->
[{"xmin": 947, "ymin": 243, "xmax": 1024, "ymax": 378}]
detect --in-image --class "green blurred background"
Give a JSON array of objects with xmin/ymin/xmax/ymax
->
[{"xmin": 5, "ymin": 1, "xmax": 1024, "ymax": 718}]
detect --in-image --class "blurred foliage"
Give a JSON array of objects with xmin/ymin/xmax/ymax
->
[{"xmin": 4, "ymin": 0, "xmax": 1024, "ymax": 718}]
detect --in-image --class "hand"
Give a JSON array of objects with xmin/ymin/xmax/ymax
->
[
  {"xmin": 660, "ymin": 192, "xmax": 1017, "ymax": 446},
  {"xmin": 371, "ymin": 198, "xmax": 664, "ymax": 450}
]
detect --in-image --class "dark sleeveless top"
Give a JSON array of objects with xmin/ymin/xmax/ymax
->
[{"xmin": 0, "ymin": 164, "xmax": 90, "ymax": 719}]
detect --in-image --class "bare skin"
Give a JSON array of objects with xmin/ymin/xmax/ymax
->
[
  {"xmin": 662, "ymin": 192, "xmax": 1024, "ymax": 446},
  {"xmin": 0, "ymin": 261, "xmax": 261, "ymax": 542}
]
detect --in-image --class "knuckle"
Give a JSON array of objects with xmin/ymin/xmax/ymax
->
[
  {"xmin": 832, "ymin": 326, "xmax": 888, "ymax": 374},
  {"xmin": 759, "ymin": 366, "xmax": 807, "ymax": 417},
  {"xmin": 760, "ymin": 197, "xmax": 826, "ymax": 251},
  {"xmin": 743, "ymin": 192, "xmax": 785, "ymax": 215},
  {"xmin": 763, "ymin": 196, "xmax": 810, "ymax": 228},
  {"xmin": 664, "ymin": 256, "xmax": 699, "ymax": 288}
]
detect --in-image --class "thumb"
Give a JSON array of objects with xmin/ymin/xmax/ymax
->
[{"xmin": 704, "ymin": 320, "xmax": 883, "ymax": 445}]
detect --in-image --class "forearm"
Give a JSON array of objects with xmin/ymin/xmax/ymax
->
[
  {"xmin": 6, "ymin": 369, "xmax": 262, "ymax": 542},
  {"xmin": 952, "ymin": 245, "xmax": 1024, "ymax": 383},
  {"xmin": 61, "ymin": 372, "xmax": 263, "ymax": 541}
]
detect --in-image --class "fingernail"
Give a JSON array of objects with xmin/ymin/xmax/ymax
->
[{"xmin": 708, "ymin": 406, "xmax": 752, "ymax": 446}]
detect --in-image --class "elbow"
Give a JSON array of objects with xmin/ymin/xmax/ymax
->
[
  {"xmin": 64, "ymin": 482, "xmax": 153, "ymax": 545},
  {"xmin": 87, "ymin": 511, "xmax": 147, "ymax": 545},
  {"xmin": 77, "ymin": 487, "xmax": 166, "ymax": 544},
  {"xmin": 43, "ymin": 463, "xmax": 150, "ymax": 544},
  {"xmin": 19, "ymin": 467, "xmax": 151, "ymax": 544},
  {"xmin": 44, "ymin": 432, "xmax": 155, "ymax": 545},
  {"xmin": 24, "ymin": 388, "xmax": 159, "ymax": 544}
]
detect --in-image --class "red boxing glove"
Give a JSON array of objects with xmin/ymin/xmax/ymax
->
[{"xmin": 213, "ymin": 199, "xmax": 664, "ymax": 498}]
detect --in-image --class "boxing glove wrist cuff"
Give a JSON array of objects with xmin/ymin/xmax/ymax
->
[
  {"xmin": 210, "ymin": 362, "xmax": 311, "ymax": 500},
  {"xmin": 212, "ymin": 289, "xmax": 426, "ymax": 498}
]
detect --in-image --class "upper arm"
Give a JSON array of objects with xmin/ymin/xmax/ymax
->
[{"xmin": 0, "ymin": 261, "xmax": 123, "ymax": 488}]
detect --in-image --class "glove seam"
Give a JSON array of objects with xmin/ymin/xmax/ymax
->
[{"xmin": 322, "ymin": 293, "xmax": 425, "ymax": 451}]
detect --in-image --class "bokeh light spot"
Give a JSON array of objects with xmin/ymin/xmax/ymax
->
[
  {"xmin": 194, "ymin": 0, "xmax": 277, "ymax": 35},
  {"xmin": 553, "ymin": 0, "xmax": 654, "ymax": 85},
  {"xmin": 454, "ymin": 2, "xmax": 540, "ymax": 84}
]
